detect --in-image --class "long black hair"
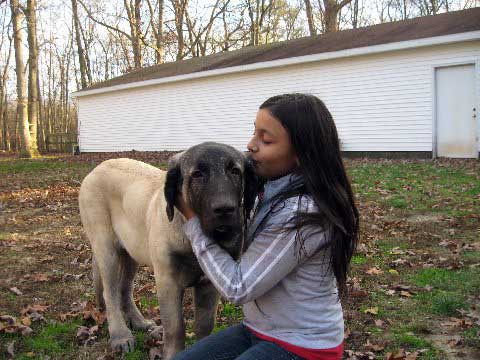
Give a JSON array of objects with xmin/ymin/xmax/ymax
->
[{"xmin": 259, "ymin": 93, "xmax": 359, "ymax": 298}]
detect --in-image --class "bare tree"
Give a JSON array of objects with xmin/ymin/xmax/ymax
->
[
  {"xmin": 10, "ymin": 0, "xmax": 31, "ymax": 157},
  {"xmin": 146, "ymin": 0, "xmax": 165, "ymax": 63},
  {"xmin": 185, "ymin": 0, "xmax": 230, "ymax": 57},
  {"xmin": 171, "ymin": 0, "xmax": 188, "ymax": 60},
  {"xmin": 78, "ymin": 0, "xmax": 147, "ymax": 69},
  {"xmin": 0, "ymin": 19, "xmax": 12, "ymax": 151},
  {"xmin": 124, "ymin": 0, "xmax": 143, "ymax": 69},
  {"xmin": 320, "ymin": 0, "xmax": 353, "ymax": 33},
  {"xmin": 304, "ymin": 0, "xmax": 316, "ymax": 35},
  {"xmin": 246, "ymin": 0, "xmax": 275, "ymax": 46},
  {"xmin": 25, "ymin": 0, "xmax": 40, "ymax": 156},
  {"xmin": 72, "ymin": 0, "xmax": 91, "ymax": 88}
]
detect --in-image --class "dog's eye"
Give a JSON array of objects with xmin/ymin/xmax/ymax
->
[
  {"xmin": 230, "ymin": 168, "xmax": 241, "ymax": 176},
  {"xmin": 192, "ymin": 170, "xmax": 203, "ymax": 178}
]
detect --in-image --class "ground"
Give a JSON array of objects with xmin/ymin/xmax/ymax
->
[{"xmin": 0, "ymin": 152, "xmax": 479, "ymax": 360}]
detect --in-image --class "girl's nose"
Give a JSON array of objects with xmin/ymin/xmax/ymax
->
[{"xmin": 247, "ymin": 139, "xmax": 258, "ymax": 153}]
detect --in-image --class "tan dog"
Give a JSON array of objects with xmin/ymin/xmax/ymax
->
[{"xmin": 79, "ymin": 142, "xmax": 257, "ymax": 359}]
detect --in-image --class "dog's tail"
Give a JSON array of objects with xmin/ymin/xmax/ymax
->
[{"xmin": 92, "ymin": 256, "xmax": 105, "ymax": 311}]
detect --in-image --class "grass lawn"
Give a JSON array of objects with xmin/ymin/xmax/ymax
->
[{"xmin": 0, "ymin": 154, "xmax": 479, "ymax": 359}]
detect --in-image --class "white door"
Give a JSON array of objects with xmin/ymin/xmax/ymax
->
[{"xmin": 435, "ymin": 64, "xmax": 477, "ymax": 158}]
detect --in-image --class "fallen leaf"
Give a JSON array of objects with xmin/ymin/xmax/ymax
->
[
  {"xmin": 76, "ymin": 325, "xmax": 100, "ymax": 345},
  {"xmin": 400, "ymin": 291, "xmax": 412, "ymax": 297},
  {"xmin": 7, "ymin": 341, "xmax": 15, "ymax": 358},
  {"xmin": 364, "ymin": 307, "xmax": 379, "ymax": 315},
  {"xmin": 40, "ymin": 256, "xmax": 54, "ymax": 263},
  {"xmin": 21, "ymin": 304, "xmax": 48, "ymax": 316},
  {"xmin": 385, "ymin": 348, "xmax": 406, "ymax": 359},
  {"xmin": 447, "ymin": 338, "xmax": 463, "ymax": 347},
  {"xmin": 366, "ymin": 267, "xmax": 384, "ymax": 275},
  {"xmin": 364, "ymin": 340, "xmax": 385, "ymax": 352},
  {"xmin": 374, "ymin": 319, "xmax": 385, "ymax": 327},
  {"xmin": 96, "ymin": 355, "xmax": 115, "ymax": 360},
  {"xmin": 0, "ymin": 315, "xmax": 17, "ymax": 325},
  {"xmin": 350, "ymin": 290, "xmax": 369, "ymax": 298},
  {"xmin": 63, "ymin": 273, "xmax": 84, "ymax": 281},
  {"xmin": 405, "ymin": 352, "xmax": 419, "ymax": 360},
  {"xmin": 76, "ymin": 326, "xmax": 90, "ymax": 343},
  {"xmin": 31, "ymin": 273, "xmax": 49, "ymax": 282},
  {"xmin": 21, "ymin": 317, "xmax": 32, "ymax": 326},
  {"xmin": 9, "ymin": 287, "xmax": 23, "ymax": 296}
]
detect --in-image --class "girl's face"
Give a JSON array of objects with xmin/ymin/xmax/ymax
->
[{"xmin": 247, "ymin": 108, "xmax": 298, "ymax": 180}]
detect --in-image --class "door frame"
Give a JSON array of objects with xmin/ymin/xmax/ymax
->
[{"xmin": 431, "ymin": 60, "xmax": 479, "ymax": 159}]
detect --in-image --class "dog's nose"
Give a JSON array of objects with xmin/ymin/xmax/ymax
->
[{"xmin": 213, "ymin": 205, "xmax": 235, "ymax": 217}]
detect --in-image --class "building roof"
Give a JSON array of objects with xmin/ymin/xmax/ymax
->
[{"xmin": 84, "ymin": 7, "xmax": 480, "ymax": 92}]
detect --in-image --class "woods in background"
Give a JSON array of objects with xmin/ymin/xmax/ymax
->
[{"xmin": 0, "ymin": 0, "xmax": 478, "ymax": 156}]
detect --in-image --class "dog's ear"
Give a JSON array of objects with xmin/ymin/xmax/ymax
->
[
  {"xmin": 243, "ymin": 157, "xmax": 258, "ymax": 220},
  {"xmin": 164, "ymin": 152, "xmax": 184, "ymax": 222}
]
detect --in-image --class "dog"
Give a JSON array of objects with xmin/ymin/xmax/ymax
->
[{"xmin": 78, "ymin": 142, "xmax": 257, "ymax": 359}]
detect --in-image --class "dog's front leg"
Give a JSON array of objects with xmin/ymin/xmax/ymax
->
[
  {"xmin": 155, "ymin": 273, "xmax": 186, "ymax": 360},
  {"xmin": 194, "ymin": 281, "xmax": 220, "ymax": 339}
]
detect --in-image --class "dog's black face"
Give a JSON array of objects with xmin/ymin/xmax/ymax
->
[{"xmin": 165, "ymin": 142, "xmax": 257, "ymax": 258}]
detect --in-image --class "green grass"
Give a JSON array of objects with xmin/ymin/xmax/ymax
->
[
  {"xmin": 0, "ymin": 158, "xmax": 88, "ymax": 174},
  {"xmin": 124, "ymin": 331, "xmax": 148, "ymax": 360},
  {"xmin": 220, "ymin": 303, "xmax": 242, "ymax": 319},
  {"xmin": 463, "ymin": 326, "xmax": 480, "ymax": 349},
  {"xmin": 409, "ymin": 268, "xmax": 478, "ymax": 317},
  {"xmin": 20, "ymin": 320, "xmax": 79, "ymax": 357},
  {"xmin": 393, "ymin": 331, "xmax": 432, "ymax": 349},
  {"xmin": 138, "ymin": 295, "xmax": 159, "ymax": 310},
  {"xmin": 349, "ymin": 162, "xmax": 480, "ymax": 216},
  {"xmin": 410, "ymin": 268, "xmax": 480, "ymax": 295},
  {"xmin": 461, "ymin": 250, "xmax": 480, "ymax": 262},
  {"xmin": 351, "ymin": 254, "xmax": 368, "ymax": 265}
]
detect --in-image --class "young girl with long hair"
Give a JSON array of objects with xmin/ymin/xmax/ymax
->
[{"xmin": 173, "ymin": 93, "xmax": 359, "ymax": 360}]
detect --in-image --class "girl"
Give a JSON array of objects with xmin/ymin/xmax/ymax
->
[{"xmin": 173, "ymin": 93, "xmax": 359, "ymax": 360}]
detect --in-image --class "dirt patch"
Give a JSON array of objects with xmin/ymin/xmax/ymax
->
[
  {"xmin": 405, "ymin": 214, "xmax": 444, "ymax": 223},
  {"xmin": 427, "ymin": 334, "xmax": 480, "ymax": 360}
]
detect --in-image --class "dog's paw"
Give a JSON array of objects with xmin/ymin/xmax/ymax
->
[{"xmin": 111, "ymin": 335, "xmax": 135, "ymax": 353}]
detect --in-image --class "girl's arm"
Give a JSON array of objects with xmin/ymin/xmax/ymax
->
[{"xmin": 183, "ymin": 197, "xmax": 329, "ymax": 305}]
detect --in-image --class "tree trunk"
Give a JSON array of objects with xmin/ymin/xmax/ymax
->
[
  {"xmin": 322, "ymin": 0, "xmax": 352, "ymax": 33},
  {"xmin": 172, "ymin": 0, "xmax": 187, "ymax": 60},
  {"xmin": 72, "ymin": 0, "xmax": 90, "ymax": 88},
  {"xmin": 124, "ymin": 0, "xmax": 143, "ymax": 69},
  {"xmin": 2, "ymin": 93, "xmax": 9, "ymax": 151},
  {"xmin": 0, "ymin": 33, "xmax": 12, "ymax": 151},
  {"xmin": 304, "ymin": 0, "xmax": 316, "ymax": 35},
  {"xmin": 11, "ymin": 0, "xmax": 31, "ymax": 158},
  {"xmin": 352, "ymin": 0, "xmax": 359, "ymax": 28},
  {"xmin": 157, "ymin": 0, "xmax": 164, "ymax": 63},
  {"xmin": 26, "ymin": 0, "xmax": 41, "ymax": 156}
]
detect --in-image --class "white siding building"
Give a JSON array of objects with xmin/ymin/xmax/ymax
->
[{"xmin": 73, "ymin": 8, "xmax": 480, "ymax": 158}]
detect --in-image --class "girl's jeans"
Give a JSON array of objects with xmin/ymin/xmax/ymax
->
[{"xmin": 172, "ymin": 324, "xmax": 305, "ymax": 360}]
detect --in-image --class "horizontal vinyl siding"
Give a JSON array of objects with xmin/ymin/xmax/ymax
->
[{"xmin": 78, "ymin": 41, "xmax": 480, "ymax": 152}]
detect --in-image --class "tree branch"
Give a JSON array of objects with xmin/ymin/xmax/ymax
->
[{"xmin": 77, "ymin": 0, "xmax": 133, "ymax": 41}]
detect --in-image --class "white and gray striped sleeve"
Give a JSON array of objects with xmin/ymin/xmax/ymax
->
[{"xmin": 182, "ymin": 197, "xmax": 328, "ymax": 305}]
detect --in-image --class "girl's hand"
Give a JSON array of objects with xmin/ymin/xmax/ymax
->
[{"xmin": 175, "ymin": 194, "xmax": 196, "ymax": 220}]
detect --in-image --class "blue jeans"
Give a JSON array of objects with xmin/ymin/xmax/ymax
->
[{"xmin": 173, "ymin": 324, "xmax": 305, "ymax": 360}]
